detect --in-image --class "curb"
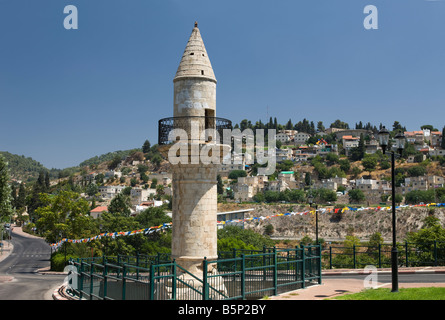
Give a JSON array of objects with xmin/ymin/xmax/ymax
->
[{"xmin": 52, "ymin": 286, "xmax": 69, "ymax": 300}]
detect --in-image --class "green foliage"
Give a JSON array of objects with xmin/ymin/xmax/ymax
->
[
  {"xmin": 79, "ymin": 149, "xmax": 139, "ymax": 168},
  {"xmin": 405, "ymin": 190, "xmax": 435, "ymax": 204},
  {"xmin": 312, "ymin": 188, "xmax": 338, "ymax": 203},
  {"xmin": 0, "ymin": 151, "xmax": 51, "ymax": 182},
  {"xmin": 348, "ymin": 189, "xmax": 366, "ymax": 203},
  {"xmin": 217, "ymin": 238, "xmax": 257, "ymax": 252},
  {"xmin": 35, "ymin": 190, "xmax": 94, "ymax": 243},
  {"xmin": 217, "ymin": 226, "xmax": 274, "ymax": 250},
  {"xmin": 228, "ymin": 170, "xmax": 247, "ymax": 180},
  {"xmin": 108, "ymin": 193, "xmax": 132, "ymax": 216},
  {"xmin": 0, "ymin": 155, "xmax": 13, "ymax": 221},
  {"xmin": 264, "ymin": 224, "xmax": 274, "ymax": 236},
  {"xmin": 339, "ymin": 159, "xmax": 351, "ymax": 173},
  {"xmin": 405, "ymin": 216, "xmax": 445, "ymax": 266},
  {"xmin": 406, "ymin": 165, "xmax": 426, "ymax": 177},
  {"xmin": 361, "ymin": 154, "xmax": 378, "ymax": 174}
]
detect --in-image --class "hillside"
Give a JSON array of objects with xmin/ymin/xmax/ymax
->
[
  {"xmin": 0, "ymin": 148, "xmax": 147, "ymax": 183},
  {"xmin": 0, "ymin": 151, "xmax": 49, "ymax": 182}
]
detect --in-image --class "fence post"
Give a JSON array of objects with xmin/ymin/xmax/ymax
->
[
  {"xmin": 136, "ymin": 253, "xmax": 140, "ymax": 280},
  {"xmin": 263, "ymin": 246, "xmax": 267, "ymax": 281},
  {"xmin": 273, "ymin": 247, "xmax": 278, "ymax": 297},
  {"xmin": 318, "ymin": 244, "xmax": 322, "ymax": 284},
  {"xmin": 329, "ymin": 246, "xmax": 332, "ymax": 269},
  {"xmin": 378, "ymin": 244, "xmax": 382, "ymax": 268},
  {"xmin": 202, "ymin": 258, "xmax": 209, "ymax": 300},
  {"xmin": 241, "ymin": 254, "xmax": 245, "ymax": 300},
  {"xmin": 89, "ymin": 263, "xmax": 94, "ymax": 300},
  {"xmin": 79, "ymin": 260, "xmax": 84, "ymax": 300},
  {"xmin": 103, "ymin": 261, "xmax": 108, "ymax": 300},
  {"xmin": 301, "ymin": 245, "xmax": 306, "ymax": 289},
  {"xmin": 353, "ymin": 245, "xmax": 356, "ymax": 269},
  {"xmin": 172, "ymin": 259, "xmax": 177, "ymax": 300},
  {"xmin": 434, "ymin": 241, "xmax": 438, "ymax": 266},
  {"xmin": 405, "ymin": 241, "xmax": 409, "ymax": 267},
  {"xmin": 149, "ymin": 263, "xmax": 154, "ymax": 300},
  {"xmin": 122, "ymin": 264, "xmax": 127, "ymax": 300}
]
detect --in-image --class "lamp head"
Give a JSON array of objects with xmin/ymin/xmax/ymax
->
[{"xmin": 378, "ymin": 126, "xmax": 390, "ymax": 154}]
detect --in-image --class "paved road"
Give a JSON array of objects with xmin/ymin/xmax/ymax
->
[{"xmin": 0, "ymin": 230, "xmax": 65, "ymax": 300}]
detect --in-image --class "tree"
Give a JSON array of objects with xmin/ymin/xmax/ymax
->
[
  {"xmin": 304, "ymin": 172, "xmax": 312, "ymax": 187},
  {"xmin": 16, "ymin": 182, "xmax": 27, "ymax": 213},
  {"xmin": 349, "ymin": 134, "xmax": 365, "ymax": 161},
  {"xmin": 317, "ymin": 121, "xmax": 325, "ymax": 132},
  {"xmin": 108, "ymin": 193, "xmax": 131, "ymax": 216},
  {"xmin": 217, "ymin": 175, "xmax": 224, "ymax": 195},
  {"xmin": 407, "ymin": 165, "xmax": 426, "ymax": 177},
  {"xmin": 330, "ymin": 119, "xmax": 349, "ymax": 129},
  {"xmin": 405, "ymin": 216, "xmax": 445, "ymax": 264},
  {"xmin": 35, "ymin": 190, "xmax": 92, "ymax": 243},
  {"xmin": 0, "ymin": 155, "xmax": 13, "ymax": 221},
  {"xmin": 339, "ymin": 159, "xmax": 351, "ymax": 173},
  {"xmin": 108, "ymin": 155, "xmax": 122, "ymax": 170},
  {"xmin": 348, "ymin": 189, "xmax": 365, "ymax": 203},
  {"xmin": 228, "ymin": 170, "xmax": 247, "ymax": 180},
  {"xmin": 85, "ymin": 183, "xmax": 99, "ymax": 197},
  {"xmin": 142, "ymin": 140, "xmax": 151, "ymax": 154},
  {"xmin": 150, "ymin": 153, "xmax": 162, "ymax": 168},
  {"xmin": 361, "ymin": 155, "xmax": 378, "ymax": 175}
]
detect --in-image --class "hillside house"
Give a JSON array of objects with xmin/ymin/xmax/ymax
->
[
  {"xmin": 294, "ymin": 132, "xmax": 311, "ymax": 145},
  {"xmin": 130, "ymin": 187, "xmax": 157, "ymax": 205},
  {"xmin": 98, "ymin": 185, "xmax": 126, "ymax": 199},
  {"xmin": 90, "ymin": 206, "xmax": 108, "ymax": 219}
]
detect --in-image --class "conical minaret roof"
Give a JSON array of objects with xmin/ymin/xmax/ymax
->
[{"xmin": 174, "ymin": 22, "xmax": 216, "ymax": 83}]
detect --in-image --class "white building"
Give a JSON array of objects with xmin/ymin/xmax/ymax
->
[
  {"xmin": 130, "ymin": 187, "xmax": 157, "ymax": 205},
  {"xmin": 98, "ymin": 185, "xmax": 126, "ymax": 199},
  {"xmin": 294, "ymin": 132, "xmax": 311, "ymax": 145}
]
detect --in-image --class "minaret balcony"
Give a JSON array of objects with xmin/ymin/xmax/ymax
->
[{"xmin": 158, "ymin": 116, "xmax": 232, "ymax": 146}]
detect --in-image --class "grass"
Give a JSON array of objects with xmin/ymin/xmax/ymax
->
[{"xmin": 333, "ymin": 287, "xmax": 445, "ymax": 300}]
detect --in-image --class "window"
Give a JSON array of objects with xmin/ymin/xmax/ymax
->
[{"xmin": 201, "ymin": 70, "xmax": 204, "ymax": 75}]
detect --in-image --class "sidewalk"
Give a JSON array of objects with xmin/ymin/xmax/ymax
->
[{"xmin": 268, "ymin": 267, "xmax": 445, "ymax": 300}]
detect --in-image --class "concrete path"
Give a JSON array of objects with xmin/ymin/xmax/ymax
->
[{"xmin": 269, "ymin": 267, "xmax": 445, "ymax": 300}]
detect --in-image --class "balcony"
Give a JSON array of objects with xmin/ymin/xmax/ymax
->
[{"xmin": 158, "ymin": 116, "xmax": 232, "ymax": 146}]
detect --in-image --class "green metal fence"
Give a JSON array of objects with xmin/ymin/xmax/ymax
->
[
  {"xmin": 67, "ymin": 245, "xmax": 322, "ymax": 300},
  {"xmin": 322, "ymin": 241, "xmax": 445, "ymax": 269}
]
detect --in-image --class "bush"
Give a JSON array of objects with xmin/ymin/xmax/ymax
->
[
  {"xmin": 217, "ymin": 226, "xmax": 274, "ymax": 250},
  {"xmin": 51, "ymin": 252, "xmax": 79, "ymax": 271},
  {"xmin": 405, "ymin": 190, "xmax": 435, "ymax": 204},
  {"xmin": 407, "ymin": 166, "xmax": 426, "ymax": 177}
]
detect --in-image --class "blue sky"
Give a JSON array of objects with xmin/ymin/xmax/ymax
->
[{"xmin": 0, "ymin": 0, "xmax": 444, "ymax": 169}]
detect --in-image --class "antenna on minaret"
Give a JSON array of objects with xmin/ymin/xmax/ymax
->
[{"xmin": 194, "ymin": 21, "xmax": 198, "ymax": 28}]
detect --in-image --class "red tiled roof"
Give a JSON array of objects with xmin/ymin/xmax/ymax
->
[{"xmin": 90, "ymin": 206, "xmax": 108, "ymax": 212}]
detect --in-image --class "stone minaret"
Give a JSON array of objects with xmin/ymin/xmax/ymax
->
[{"xmin": 170, "ymin": 22, "xmax": 219, "ymax": 275}]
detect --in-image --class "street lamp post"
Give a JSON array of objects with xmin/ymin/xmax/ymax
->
[{"xmin": 378, "ymin": 126, "xmax": 406, "ymax": 293}]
